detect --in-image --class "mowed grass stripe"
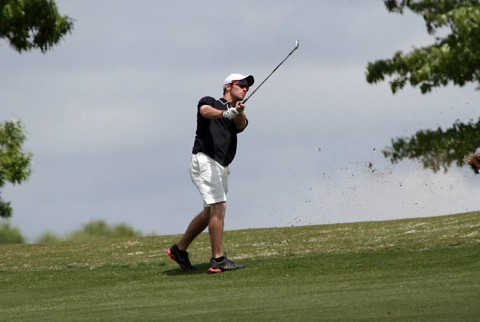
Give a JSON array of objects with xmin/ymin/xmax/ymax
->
[{"xmin": 1, "ymin": 246, "xmax": 479, "ymax": 321}]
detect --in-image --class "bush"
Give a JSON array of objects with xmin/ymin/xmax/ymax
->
[
  {"xmin": 0, "ymin": 222, "xmax": 25, "ymax": 244},
  {"xmin": 36, "ymin": 231, "xmax": 61, "ymax": 244},
  {"xmin": 67, "ymin": 220, "xmax": 142, "ymax": 241}
]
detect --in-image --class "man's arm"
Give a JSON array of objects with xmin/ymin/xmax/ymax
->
[
  {"xmin": 199, "ymin": 105, "xmax": 223, "ymax": 119},
  {"xmin": 233, "ymin": 111, "xmax": 247, "ymax": 130},
  {"xmin": 233, "ymin": 102, "xmax": 247, "ymax": 130},
  {"xmin": 199, "ymin": 103, "xmax": 247, "ymax": 130}
]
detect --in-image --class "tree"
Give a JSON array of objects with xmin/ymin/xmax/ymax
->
[
  {"xmin": 0, "ymin": 0, "xmax": 73, "ymax": 53},
  {"xmin": 0, "ymin": 121, "xmax": 32, "ymax": 218},
  {"xmin": 366, "ymin": 0, "xmax": 480, "ymax": 173},
  {"xmin": 1, "ymin": 1, "xmax": 72, "ymax": 217}
]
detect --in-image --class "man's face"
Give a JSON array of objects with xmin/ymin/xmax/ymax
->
[{"xmin": 228, "ymin": 80, "xmax": 249, "ymax": 100}]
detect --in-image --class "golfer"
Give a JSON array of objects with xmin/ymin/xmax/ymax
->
[{"xmin": 167, "ymin": 73, "xmax": 254, "ymax": 273}]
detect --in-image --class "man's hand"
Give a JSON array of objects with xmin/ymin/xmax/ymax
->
[
  {"xmin": 222, "ymin": 107, "xmax": 239, "ymax": 120},
  {"xmin": 235, "ymin": 101, "xmax": 245, "ymax": 113}
]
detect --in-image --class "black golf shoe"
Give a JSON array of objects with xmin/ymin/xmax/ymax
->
[
  {"xmin": 167, "ymin": 244, "xmax": 196, "ymax": 271},
  {"xmin": 208, "ymin": 256, "xmax": 246, "ymax": 274}
]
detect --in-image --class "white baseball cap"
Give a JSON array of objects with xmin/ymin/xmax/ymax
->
[{"xmin": 224, "ymin": 73, "xmax": 255, "ymax": 86}]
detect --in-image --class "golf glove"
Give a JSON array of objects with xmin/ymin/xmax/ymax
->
[{"xmin": 223, "ymin": 107, "xmax": 239, "ymax": 120}]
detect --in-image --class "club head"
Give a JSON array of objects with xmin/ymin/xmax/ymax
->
[{"xmin": 295, "ymin": 39, "xmax": 300, "ymax": 49}]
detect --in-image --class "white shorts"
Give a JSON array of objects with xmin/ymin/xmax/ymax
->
[{"xmin": 190, "ymin": 153, "xmax": 229, "ymax": 207}]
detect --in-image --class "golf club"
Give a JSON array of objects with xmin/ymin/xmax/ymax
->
[{"xmin": 243, "ymin": 40, "xmax": 300, "ymax": 104}]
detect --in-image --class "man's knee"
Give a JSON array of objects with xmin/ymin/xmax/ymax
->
[{"xmin": 209, "ymin": 202, "xmax": 226, "ymax": 218}]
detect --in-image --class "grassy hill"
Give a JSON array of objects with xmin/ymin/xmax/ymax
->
[{"xmin": 1, "ymin": 212, "xmax": 479, "ymax": 321}]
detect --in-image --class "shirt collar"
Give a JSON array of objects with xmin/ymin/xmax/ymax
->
[{"xmin": 219, "ymin": 98, "xmax": 230, "ymax": 107}]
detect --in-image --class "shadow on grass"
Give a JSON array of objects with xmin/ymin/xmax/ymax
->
[{"xmin": 163, "ymin": 263, "xmax": 211, "ymax": 276}]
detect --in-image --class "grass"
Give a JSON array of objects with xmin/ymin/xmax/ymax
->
[{"xmin": 0, "ymin": 212, "xmax": 479, "ymax": 321}]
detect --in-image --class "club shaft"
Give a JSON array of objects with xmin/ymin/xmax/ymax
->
[{"xmin": 243, "ymin": 41, "xmax": 299, "ymax": 103}]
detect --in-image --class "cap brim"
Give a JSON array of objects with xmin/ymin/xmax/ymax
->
[{"xmin": 244, "ymin": 75, "xmax": 254, "ymax": 87}]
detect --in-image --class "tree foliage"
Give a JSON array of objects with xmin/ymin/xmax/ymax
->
[
  {"xmin": 383, "ymin": 118, "xmax": 480, "ymax": 172},
  {"xmin": 367, "ymin": 0, "xmax": 480, "ymax": 173},
  {"xmin": 0, "ymin": 121, "xmax": 32, "ymax": 218},
  {"xmin": 0, "ymin": 0, "xmax": 73, "ymax": 53},
  {"xmin": 367, "ymin": 0, "xmax": 480, "ymax": 94}
]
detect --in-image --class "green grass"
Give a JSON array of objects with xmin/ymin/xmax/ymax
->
[{"xmin": 0, "ymin": 212, "xmax": 479, "ymax": 321}]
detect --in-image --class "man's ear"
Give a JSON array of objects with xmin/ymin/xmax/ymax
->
[{"xmin": 223, "ymin": 83, "xmax": 231, "ymax": 95}]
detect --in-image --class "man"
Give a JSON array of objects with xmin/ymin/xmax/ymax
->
[{"xmin": 167, "ymin": 73, "xmax": 254, "ymax": 273}]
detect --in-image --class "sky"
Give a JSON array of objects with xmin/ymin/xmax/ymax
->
[{"xmin": 2, "ymin": 1, "xmax": 479, "ymax": 241}]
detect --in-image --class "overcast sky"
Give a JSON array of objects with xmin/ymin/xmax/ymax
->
[{"xmin": 2, "ymin": 1, "xmax": 479, "ymax": 241}]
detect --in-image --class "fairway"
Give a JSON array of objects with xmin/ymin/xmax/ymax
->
[{"xmin": 1, "ymin": 212, "xmax": 479, "ymax": 321}]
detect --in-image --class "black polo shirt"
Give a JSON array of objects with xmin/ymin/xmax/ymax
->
[{"xmin": 192, "ymin": 96, "xmax": 248, "ymax": 167}]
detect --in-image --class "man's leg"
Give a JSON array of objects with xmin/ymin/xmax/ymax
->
[
  {"xmin": 167, "ymin": 208, "xmax": 210, "ymax": 271},
  {"xmin": 208, "ymin": 202, "xmax": 226, "ymax": 259},
  {"xmin": 177, "ymin": 201, "xmax": 226, "ymax": 259},
  {"xmin": 207, "ymin": 201, "xmax": 246, "ymax": 273},
  {"xmin": 177, "ymin": 207, "xmax": 211, "ymax": 251}
]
